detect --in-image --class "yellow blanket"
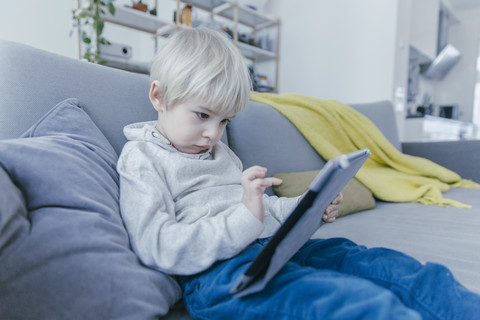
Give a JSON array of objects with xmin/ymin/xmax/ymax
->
[{"xmin": 250, "ymin": 92, "xmax": 479, "ymax": 208}]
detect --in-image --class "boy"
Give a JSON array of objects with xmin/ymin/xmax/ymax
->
[{"xmin": 117, "ymin": 28, "xmax": 480, "ymax": 319}]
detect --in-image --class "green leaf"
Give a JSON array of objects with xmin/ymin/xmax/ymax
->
[
  {"xmin": 83, "ymin": 51, "xmax": 93, "ymax": 62},
  {"xmin": 77, "ymin": 12, "xmax": 88, "ymax": 19},
  {"xmin": 99, "ymin": 37, "xmax": 110, "ymax": 45},
  {"xmin": 96, "ymin": 20, "xmax": 104, "ymax": 35},
  {"xmin": 77, "ymin": 0, "xmax": 116, "ymax": 64},
  {"xmin": 107, "ymin": 3, "xmax": 115, "ymax": 15},
  {"xmin": 93, "ymin": 19, "xmax": 104, "ymax": 36}
]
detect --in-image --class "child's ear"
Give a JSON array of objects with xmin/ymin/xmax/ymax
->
[{"xmin": 149, "ymin": 80, "xmax": 164, "ymax": 112}]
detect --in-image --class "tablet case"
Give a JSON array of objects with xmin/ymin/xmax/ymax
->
[{"xmin": 230, "ymin": 149, "xmax": 371, "ymax": 298}]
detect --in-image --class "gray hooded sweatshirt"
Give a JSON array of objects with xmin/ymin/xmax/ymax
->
[{"xmin": 117, "ymin": 121, "xmax": 298, "ymax": 275}]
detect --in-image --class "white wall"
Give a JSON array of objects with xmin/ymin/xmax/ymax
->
[
  {"xmin": 0, "ymin": 0, "xmax": 167, "ymax": 63},
  {"xmin": 392, "ymin": 0, "xmax": 412, "ymax": 139},
  {"xmin": 264, "ymin": 0, "xmax": 402, "ymax": 105},
  {"xmin": 15, "ymin": 1, "xmax": 480, "ymax": 125},
  {"xmin": 0, "ymin": 0, "xmax": 78, "ymax": 58},
  {"xmin": 2, "ymin": 0, "xmax": 411, "ymax": 137},
  {"xmin": 1, "ymin": 0, "xmax": 405, "ymax": 106}
]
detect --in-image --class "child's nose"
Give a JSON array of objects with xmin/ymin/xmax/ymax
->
[{"xmin": 203, "ymin": 124, "xmax": 220, "ymax": 139}]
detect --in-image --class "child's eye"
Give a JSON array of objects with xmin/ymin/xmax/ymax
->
[
  {"xmin": 197, "ymin": 112, "xmax": 209, "ymax": 120},
  {"xmin": 221, "ymin": 119, "xmax": 230, "ymax": 124}
]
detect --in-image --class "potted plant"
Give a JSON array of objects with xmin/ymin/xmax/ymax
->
[
  {"xmin": 75, "ymin": 0, "xmax": 116, "ymax": 64},
  {"xmin": 132, "ymin": 1, "xmax": 148, "ymax": 12}
]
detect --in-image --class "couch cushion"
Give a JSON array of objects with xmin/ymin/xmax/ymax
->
[
  {"xmin": 0, "ymin": 98, "xmax": 181, "ymax": 319},
  {"xmin": 0, "ymin": 167, "xmax": 29, "ymax": 255},
  {"xmin": 273, "ymin": 171, "xmax": 375, "ymax": 217},
  {"xmin": 0, "ymin": 40, "xmax": 157, "ymax": 155},
  {"xmin": 350, "ymin": 100, "xmax": 401, "ymax": 151},
  {"xmin": 228, "ymin": 101, "xmax": 326, "ymax": 195},
  {"xmin": 228, "ymin": 100, "xmax": 400, "ymax": 196},
  {"xmin": 314, "ymin": 187, "xmax": 480, "ymax": 295}
]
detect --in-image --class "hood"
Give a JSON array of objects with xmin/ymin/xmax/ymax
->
[
  {"xmin": 123, "ymin": 121, "xmax": 175, "ymax": 151},
  {"xmin": 420, "ymin": 44, "xmax": 461, "ymax": 80},
  {"xmin": 123, "ymin": 121, "xmax": 158, "ymax": 141}
]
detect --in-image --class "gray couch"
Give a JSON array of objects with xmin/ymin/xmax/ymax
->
[{"xmin": 1, "ymin": 40, "xmax": 479, "ymax": 319}]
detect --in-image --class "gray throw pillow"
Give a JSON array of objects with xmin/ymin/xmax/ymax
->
[
  {"xmin": 273, "ymin": 171, "xmax": 375, "ymax": 217},
  {"xmin": 0, "ymin": 98, "xmax": 181, "ymax": 319},
  {"xmin": 0, "ymin": 167, "xmax": 29, "ymax": 255}
]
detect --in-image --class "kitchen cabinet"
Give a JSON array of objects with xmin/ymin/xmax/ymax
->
[
  {"xmin": 409, "ymin": 0, "xmax": 440, "ymax": 59},
  {"xmin": 404, "ymin": 115, "xmax": 478, "ymax": 142}
]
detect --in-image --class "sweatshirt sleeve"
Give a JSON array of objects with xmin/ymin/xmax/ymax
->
[
  {"xmin": 117, "ymin": 144, "xmax": 264, "ymax": 276},
  {"xmin": 263, "ymin": 194, "xmax": 300, "ymax": 224}
]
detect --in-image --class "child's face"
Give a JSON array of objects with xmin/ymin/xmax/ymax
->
[{"xmin": 156, "ymin": 100, "xmax": 236, "ymax": 154}]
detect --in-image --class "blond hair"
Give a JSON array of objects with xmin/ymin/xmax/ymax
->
[{"xmin": 150, "ymin": 27, "xmax": 252, "ymax": 114}]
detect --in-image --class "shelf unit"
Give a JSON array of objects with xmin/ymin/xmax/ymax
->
[
  {"xmin": 175, "ymin": 0, "xmax": 280, "ymax": 91},
  {"xmin": 100, "ymin": 5, "xmax": 175, "ymax": 40},
  {"xmin": 74, "ymin": 0, "xmax": 280, "ymax": 91},
  {"xmin": 74, "ymin": 0, "xmax": 175, "ymax": 74}
]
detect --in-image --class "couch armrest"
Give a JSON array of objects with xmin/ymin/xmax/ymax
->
[{"xmin": 402, "ymin": 140, "xmax": 480, "ymax": 183}]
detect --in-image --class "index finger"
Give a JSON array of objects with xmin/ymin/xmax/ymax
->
[{"xmin": 242, "ymin": 166, "xmax": 267, "ymax": 181}]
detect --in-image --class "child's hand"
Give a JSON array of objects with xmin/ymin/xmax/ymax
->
[
  {"xmin": 323, "ymin": 192, "xmax": 343, "ymax": 223},
  {"xmin": 241, "ymin": 166, "xmax": 282, "ymax": 222}
]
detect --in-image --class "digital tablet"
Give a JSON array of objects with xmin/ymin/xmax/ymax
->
[{"xmin": 230, "ymin": 149, "xmax": 371, "ymax": 298}]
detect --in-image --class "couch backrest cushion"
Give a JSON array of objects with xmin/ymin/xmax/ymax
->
[
  {"xmin": 350, "ymin": 100, "xmax": 401, "ymax": 151},
  {"xmin": 227, "ymin": 101, "xmax": 326, "ymax": 195},
  {"xmin": 228, "ymin": 100, "xmax": 401, "ymax": 196},
  {"xmin": 0, "ymin": 40, "xmax": 158, "ymax": 155}
]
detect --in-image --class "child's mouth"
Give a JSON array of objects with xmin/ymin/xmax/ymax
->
[{"xmin": 195, "ymin": 145, "xmax": 210, "ymax": 151}]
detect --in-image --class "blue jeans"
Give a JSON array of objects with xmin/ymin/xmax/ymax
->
[{"xmin": 179, "ymin": 238, "xmax": 480, "ymax": 320}]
